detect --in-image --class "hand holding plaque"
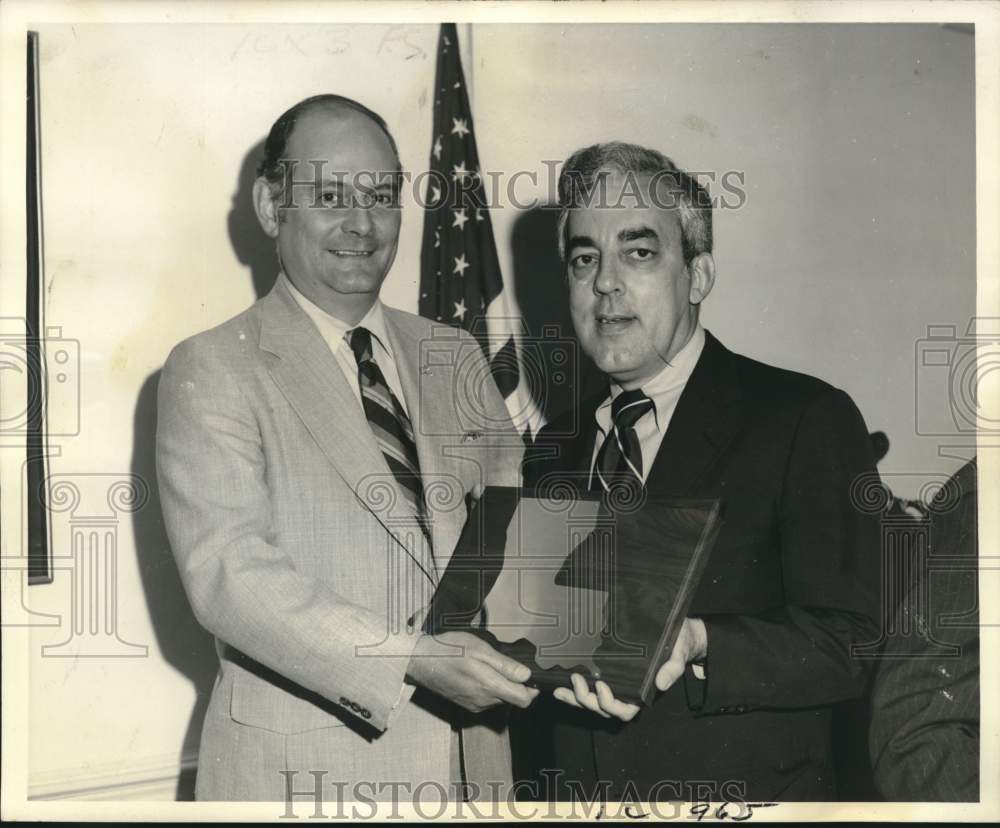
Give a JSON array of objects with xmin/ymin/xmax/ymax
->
[{"xmin": 423, "ymin": 486, "xmax": 724, "ymax": 706}]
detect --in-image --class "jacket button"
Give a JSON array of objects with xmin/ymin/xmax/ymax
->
[{"xmin": 362, "ymin": 709, "xmax": 372, "ymax": 720}]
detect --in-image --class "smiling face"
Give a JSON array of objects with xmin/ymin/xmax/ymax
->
[
  {"xmin": 566, "ymin": 170, "xmax": 714, "ymax": 389},
  {"xmin": 254, "ymin": 105, "xmax": 401, "ymax": 323}
]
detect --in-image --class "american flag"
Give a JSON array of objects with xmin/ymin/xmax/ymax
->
[{"xmin": 419, "ymin": 23, "xmax": 544, "ymax": 440}]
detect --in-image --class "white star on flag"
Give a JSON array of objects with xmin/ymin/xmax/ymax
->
[
  {"xmin": 429, "ymin": 184, "xmax": 441, "ymax": 204},
  {"xmin": 419, "ymin": 24, "xmax": 547, "ymax": 441}
]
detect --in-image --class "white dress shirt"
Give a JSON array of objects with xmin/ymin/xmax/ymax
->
[
  {"xmin": 590, "ymin": 323, "xmax": 706, "ymax": 486},
  {"xmin": 282, "ymin": 272, "xmax": 410, "ymax": 418},
  {"xmin": 591, "ymin": 323, "xmax": 708, "ymax": 680}
]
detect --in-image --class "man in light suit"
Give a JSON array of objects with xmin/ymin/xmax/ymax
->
[
  {"xmin": 156, "ymin": 94, "xmax": 536, "ymax": 803},
  {"xmin": 518, "ymin": 142, "xmax": 882, "ymax": 800}
]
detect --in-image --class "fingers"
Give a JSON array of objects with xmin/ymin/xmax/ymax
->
[
  {"xmin": 471, "ymin": 483, "xmax": 485, "ymax": 500},
  {"xmin": 493, "ymin": 655, "xmax": 532, "ymax": 684},
  {"xmin": 503, "ymin": 684, "xmax": 540, "ymax": 709},
  {"xmin": 466, "ymin": 637, "xmax": 531, "ymax": 683},
  {"xmin": 571, "ymin": 673, "xmax": 609, "ymax": 718},
  {"xmin": 655, "ymin": 652, "xmax": 685, "ymax": 691},
  {"xmin": 486, "ymin": 679, "xmax": 537, "ymax": 709},
  {"xmin": 595, "ymin": 681, "xmax": 640, "ymax": 722},
  {"xmin": 473, "ymin": 662, "xmax": 538, "ymax": 709},
  {"xmin": 555, "ymin": 676, "xmax": 640, "ymax": 721},
  {"xmin": 553, "ymin": 687, "xmax": 580, "ymax": 708}
]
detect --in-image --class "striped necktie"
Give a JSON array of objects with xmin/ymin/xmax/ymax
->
[
  {"xmin": 592, "ymin": 388, "xmax": 655, "ymax": 497},
  {"xmin": 346, "ymin": 327, "xmax": 427, "ymax": 531}
]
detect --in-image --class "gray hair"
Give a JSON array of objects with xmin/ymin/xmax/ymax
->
[{"xmin": 556, "ymin": 141, "xmax": 713, "ymax": 264}]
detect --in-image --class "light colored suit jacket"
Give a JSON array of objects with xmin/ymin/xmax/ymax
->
[{"xmin": 156, "ymin": 277, "xmax": 523, "ymax": 802}]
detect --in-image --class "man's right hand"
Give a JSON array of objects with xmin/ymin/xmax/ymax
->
[{"xmin": 406, "ymin": 631, "xmax": 539, "ymax": 713}]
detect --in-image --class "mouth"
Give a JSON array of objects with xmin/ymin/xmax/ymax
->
[
  {"xmin": 327, "ymin": 249, "xmax": 375, "ymax": 258},
  {"xmin": 596, "ymin": 313, "xmax": 637, "ymax": 332}
]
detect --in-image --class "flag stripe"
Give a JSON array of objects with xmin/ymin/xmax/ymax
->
[{"xmin": 417, "ymin": 23, "xmax": 545, "ymax": 438}]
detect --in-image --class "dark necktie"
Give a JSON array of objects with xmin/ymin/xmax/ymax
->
[
  {"xmin": 592, "ymin": 388, "xmax": 655, "ymax": 497},
  {"xmin": 346, "ymin": 327, "xmax": 427, "ymax": 530}
]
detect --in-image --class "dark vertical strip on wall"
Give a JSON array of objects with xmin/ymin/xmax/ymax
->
[{"xmin": 26, "ymin": 31, "xmax": 52, "ymax": 585}]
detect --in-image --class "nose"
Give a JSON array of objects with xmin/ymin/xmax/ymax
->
[
  {"xmin": 593, "ymin": 257, "xmax": 624, "ymax": 296},
  {"xmin": 341, "ymin": 201, "xmax": 374, "ymax": 237}
]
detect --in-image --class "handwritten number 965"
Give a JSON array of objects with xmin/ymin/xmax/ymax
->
[{"xmin": 690, "ymin": 801, "xmax": 778, "ymax": 821}]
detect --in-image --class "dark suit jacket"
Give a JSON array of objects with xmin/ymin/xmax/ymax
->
[
  {"xmin": 869, "ymin": 459, "xmax": 979, "ymax": 801},
  {"xmin": 516, "ymin": 330, "xmax": 882, "ymax": 802}
]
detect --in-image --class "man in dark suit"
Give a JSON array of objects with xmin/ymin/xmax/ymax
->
[
  {"xmin": 518, "ymin": 142, "xmax": 882, "ymax": 802},
  {"xmin": 869, "ymin": 458, "xmax": 979, "ymax": 801}
]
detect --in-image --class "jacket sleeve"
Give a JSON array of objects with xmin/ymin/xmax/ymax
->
[
  {"xmin": 156, "ymin": 339, "xmax": 423, "ymax": 732},
  {"xmin": 869, "ymin": 466, "xmax": 979, "ymax": 801},
  {"xmin": 696, "ymin": 387, "xmax": 883, "ymax": 713}
]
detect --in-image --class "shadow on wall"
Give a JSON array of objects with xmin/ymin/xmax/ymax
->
[
  {"xmin": 132, "ymin": 370, "xmax": 217, "ymax": 801},
  {"xmin": 229, "ymin": 138, "xmax": 279, "ymax": 300},
  {"xmin": 509, "ymin": 205, "xmax": 602, "ymax": 424},
  {"xmin": 131, "ymin": 139, "xmax": 278, "ymax": 800}
]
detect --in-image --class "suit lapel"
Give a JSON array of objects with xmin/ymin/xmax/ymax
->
[
  {"xmin": 645, "ymin": 330, "xmax": 745, "ymax": 496},
  {"xmin": 528, "ymin": 391, "xmax": 604, "ymax": 494},
  {"xmin": 385, "ymin": 311, "xmax": 463, "ymax": 575},
  {"xmin": 258, "ymin": 280, "xmax": 436, "ymax": 586}
]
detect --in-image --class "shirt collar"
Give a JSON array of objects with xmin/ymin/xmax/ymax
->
[
  {"xmin": 596, "ymin": 322, "xmax": 706, "ymax": 432},
  {"xmin": 281, "ymin": 271, "xmax": 394, "ymax": 358}
]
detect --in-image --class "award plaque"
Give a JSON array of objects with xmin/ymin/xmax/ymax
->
[{"xmin": 424, "ymin": 486, "xmax": 724, "ymax": 705}]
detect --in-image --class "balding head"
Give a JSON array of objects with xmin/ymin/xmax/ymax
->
[{"xmin": 256, "ymin": 94, "xmax": 402, "ymax": 202}]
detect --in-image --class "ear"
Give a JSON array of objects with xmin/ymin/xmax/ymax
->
[
  {"xmin": 687, "ymin": 253, "xmax": 716, "ymax": 306},
  {"xmin": 252, "ymin": 177, "xmax": 281, "ymax": 239}
]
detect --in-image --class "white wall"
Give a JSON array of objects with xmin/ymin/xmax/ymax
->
[{"xmin": 15, "ymin": 22, "xmax": 975, "ymax": 799}]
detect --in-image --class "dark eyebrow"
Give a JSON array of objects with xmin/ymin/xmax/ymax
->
[
  {"xmin": 619, "ymin": 226, "xmax": 659, "ymax": 243},
  {"xmin": 567, "ymin": 235, "xmax": 597, "ymax": 251}
]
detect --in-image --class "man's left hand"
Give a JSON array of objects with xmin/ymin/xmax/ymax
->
[{"xmin": 553, "ymin": 617, "xmax": 708, "ymax": 721}]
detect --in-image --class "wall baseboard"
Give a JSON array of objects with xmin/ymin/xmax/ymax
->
[{"xmin": 29, "ymin": 749, "xmax": 198, "ymax": 801}]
